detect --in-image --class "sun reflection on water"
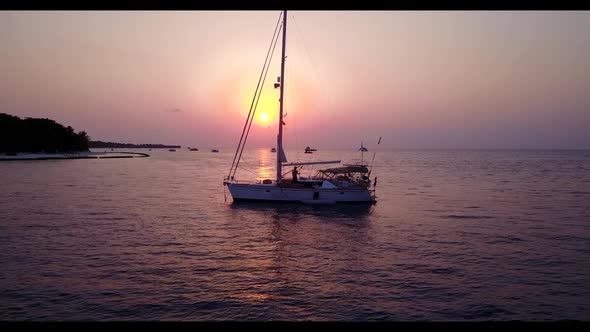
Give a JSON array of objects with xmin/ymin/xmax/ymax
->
[{"xmin": 256, "ymin": 149, "xmax": 274, "ymax": 181}]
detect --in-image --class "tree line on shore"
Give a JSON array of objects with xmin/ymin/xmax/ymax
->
[
  {"xmin": 0, "ymin": 113, "xmax": 89, "ymax": 153},
  {"xmin": 89, "ymin": 141, "xmax": 180, "ymax": 149},
  {"xmin": 1, "ymin": 113, "xmax": 182, "ymax": 153}
]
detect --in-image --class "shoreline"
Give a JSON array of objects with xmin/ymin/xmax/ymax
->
[{"xmin": 0, "ymin": 151, "xmax": 150, "ymax": 161}]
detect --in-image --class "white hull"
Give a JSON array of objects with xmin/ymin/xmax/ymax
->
[{"xmin": 226, "ymin": 182, "xmax": 374, "ymax": 203}]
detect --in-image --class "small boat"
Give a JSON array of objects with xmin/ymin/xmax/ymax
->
[
  {"xmin": 211, "ymin": 149, "xmax": 219, "ymax": 153},
  {"xmin": 169, "ymin": 149, "xmax": 176, "ymax": 152},
  {"xmin": 357, "ymin": 141, "xmax": 369, "ymax": 164},
  {"xmin": 190, "ymin": 148, "xmax": 199, "ymax": 151},
  {"xmin": 304, "ymin": 146, "xmax": 317, "ymax": 154},
  {"xmin": 358, "ymin": 141, "xmax": 368, "ymax": 152},
  {"xmin": 271, "ymin": 147, "xmax": 276, "ymax": 152}
]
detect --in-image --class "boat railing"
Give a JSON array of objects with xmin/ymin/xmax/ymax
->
[{"xmin": 224, "ymin": 178, "xmax": 277, "ymax": 185}]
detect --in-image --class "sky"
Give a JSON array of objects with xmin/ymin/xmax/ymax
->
[{"xmin": 1, "ymin": 11, "xmax": 589, "ymax": 149}]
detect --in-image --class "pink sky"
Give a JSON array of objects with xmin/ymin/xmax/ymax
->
[{"xmin": 1, "ymin": 11, "xmax": 589, "ymax": 149}]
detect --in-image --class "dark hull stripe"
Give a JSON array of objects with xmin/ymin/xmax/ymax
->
[{"xmin": 232, "ymin": 198, "xmax": 375, "ymax": 204}]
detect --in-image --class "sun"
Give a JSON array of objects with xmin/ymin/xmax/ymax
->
[
  {"xmin": 256, "ymin": 111, "xmax": 272, "ymax": 126},
  {"xmin": 240, "ymin": 90, "xmax": 278, "ymax": 126}
]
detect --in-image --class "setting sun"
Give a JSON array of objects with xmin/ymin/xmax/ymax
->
[{"xmin": 251, "ymin": 93, "xmax": 278, "ymax": 126}]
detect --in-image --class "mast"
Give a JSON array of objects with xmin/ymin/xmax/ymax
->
[{"xmin": 276, "ymin": 10, "xmax": 287, "ymax": 182}]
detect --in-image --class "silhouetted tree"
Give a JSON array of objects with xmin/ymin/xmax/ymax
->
[
  {"xmin": 88, "ymin": 141, "xmax": 180, "ymax": 149},
  {"xmin": 0, "ymin": 113, "xmax": 90, "ymax": 153}
]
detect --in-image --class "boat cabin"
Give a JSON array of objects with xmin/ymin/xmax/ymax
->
[{"xmin": 316, "ymin": 165, "xmax": 370, "ymax": 188}]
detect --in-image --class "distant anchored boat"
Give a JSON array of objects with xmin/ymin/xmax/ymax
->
[
  {"xmin": 304, "ymin": 146, "xmax": 317, "ymax": 154},
  {"xmin": 271, "ymin": 147, "xmax": 276, "ymax": 152},
  {"xmin": 211, "ymin": 149, "xmax": 219, "ymax": 153},
  {"xmin": 189, "ymin": 148, "xmax": 199, "ymax": 151},
  {"xmin": 169, "ymin": 149, "xmax": 176, "ymax": 152},
  {"xmin": 358, "ymin": 141, "xmax": 368, "ymax": 152}
]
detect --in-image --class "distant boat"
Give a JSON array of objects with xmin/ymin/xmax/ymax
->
[
  {"xmin": 304, "ymin": 146, "xmax": 317, "ymax": 154},
  {"xmin": 223, "ymin": 10, "xmax": 376, "ymax": 204},
  {"xmin": 190, "ymin": 148, "xmax": 199, "ymax": 151},
  {"xmin": 169, "ymin": 149, "xmax": 176, "ymax": 152},
  {"xmin": 271, "ymin": 147, "xmax": 276, "ymax": 152},
  {"xmin": 358, "ymin": 141, "xmax": 368, "ymax": 152},
  {"xmin": 211, "ymin": 149, "xmax": 219, "ymax": 153}
]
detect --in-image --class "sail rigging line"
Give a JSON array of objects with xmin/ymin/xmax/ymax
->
[
  {"xmin": 232, "ymin": 153, "xmax": 273, "ymax": 179},
  {"xmin": 291, "ymin": 14, "xmax": 333, "ymax": 108},
  {"xmin": 227, "ymin": 12, "xmax": 283, "ymax": 180},
  {"xmin": 232, "ymin": 21, "xmax": 282, "ymax": 180},
  {"xmin": 228, "ymin": 12, "xmax": 282, "ymax": 180},
  {"xmin": 236, "ymin": 26, "xmax": 282, "ymax": 172},
  {"xmin": 291, "ymin": 13, "xmax": 338, "ymax": 158},
  {"xmin": 368, "ymin": 136, "xmax": 382, "ymax": 178},
  {"xmin": 288, "ymin": 15, "xmax": 313, "ymax": 162}
]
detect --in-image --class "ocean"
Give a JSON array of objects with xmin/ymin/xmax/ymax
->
[{"xmin": 1, "ymin": 148, "xmax": 589, "ymax": 320}]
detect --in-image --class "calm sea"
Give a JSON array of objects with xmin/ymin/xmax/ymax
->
[{"xmin": 1, "ymin": 148, "xmax": 589, "ymax": 320}]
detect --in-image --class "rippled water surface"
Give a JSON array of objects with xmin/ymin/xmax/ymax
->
[{"xmin": 1, "ymin": 149, "xmax": 589, "ymax": 320}]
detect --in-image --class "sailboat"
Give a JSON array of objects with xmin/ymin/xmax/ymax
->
[
  {"xmin": 223, "ymin": 11, "xmax": 376, "ymax": 204},
  {"xmin": 304, "ymin": 146, "xmax": 317, "ymax": 154},
  {"xmin": 358, "ymin": 142, "xmax": 368, "ymax": 152}
]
